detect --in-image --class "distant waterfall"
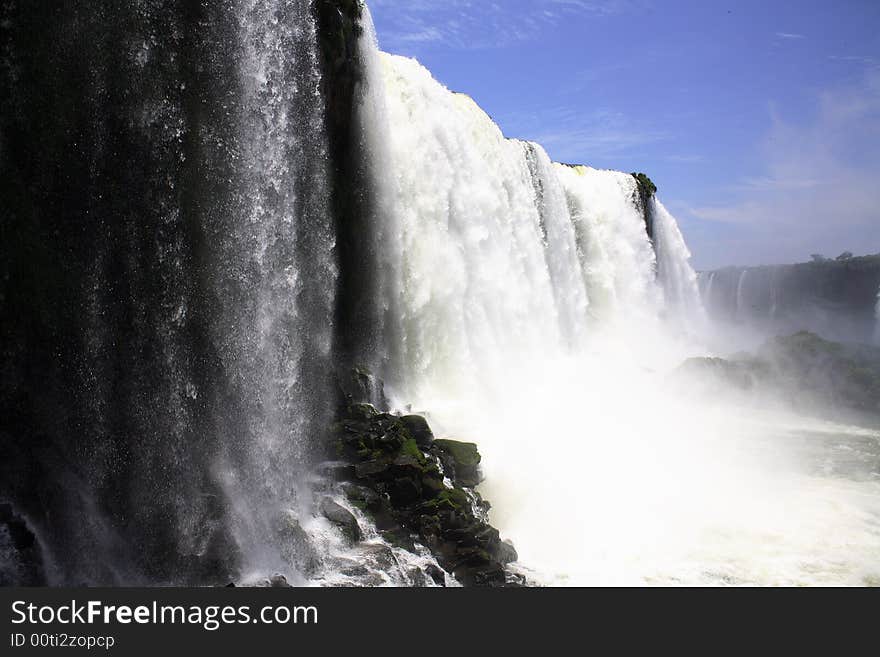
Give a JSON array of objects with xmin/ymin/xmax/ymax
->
[
  {"xmin": 699, "ymin": 261, "xmax": 880, "ymax": 344},
  {"xmin": 736, "ymin": 270, "xmax": 749, "ymax": 321},
  {"xmin": 704, "ymin": 272, "xmax": 717, "ymax": 310},
  {"xmin": 874, "ymin": 286, "xmax": 880, "ymax": 345}
]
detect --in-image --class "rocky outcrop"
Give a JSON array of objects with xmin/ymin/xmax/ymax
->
[
  {"xmin": 331, "ymin": 403, "xmax": 522, "ymax": 587},
  {"xmin": 676, "ymin": 332, "xmax": 880, "ymax": 417},
  {"xmin": 631, "ymin": 172, "xmax": 657, "ymax": 239},
  {"xmin": 312, "ymin": 0, "xmax": 388, "ymax": 375}
]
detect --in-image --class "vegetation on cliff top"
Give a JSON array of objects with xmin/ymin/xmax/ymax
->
[{"xmin": 631, "ymin": 172, "xmax": 657, "ymax": 198}]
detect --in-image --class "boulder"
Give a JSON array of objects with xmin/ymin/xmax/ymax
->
[
  {"xmin": 319, "ymin": 498, "xmax": 363, "ymax": 544},
  {"xmin": 399, "ymin": 415, "xmax": 434, "ymax": 447},
  {"xmin": 433, "ymin": 439, "xmax": 482, "ymax": 488}
]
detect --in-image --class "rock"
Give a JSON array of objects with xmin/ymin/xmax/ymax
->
[
  {"xmin": 277, "ymin": 512, "xmax": 321, "ymax": 577},
  {"xmin": 319, "ymin": 498, "xmax": 363, "ymax": 544},
  {"xmin": 425, "ymin": 564, "xmax": 446, "ymax": 587},
  {"xmin": 399, "ymin": 415, "xmax": 434, "ymax": 447},
  {"xmin": 337, "ymin": 368, "xmax": 388, "ymax": 409},
  {"xmin": 330, "ymin": 405, "xmax": 524, "ymax": 587},
  {"xmin": 269, "ymin": 574, "xmax": 291, "ymax": 588},
  {"xmin": 433, "ymin": 439, "xmax": 482, "ymax": 488},
  {"xmin": 390, "ymin": 477, "xmax": 422, "ymax": 505},
  {"xmin": 631, "ymin": 172, "xmax": 657, "ymax": 238},
  {"xmin": 355, "ymin": 459, "xmax": 391, "ymax": 478},
  {"xmin": 342, "ymin": 483, "xmax": 382, "ymax": 509},
  {"xmin": 358, "ymin": 543, "xmax": 397, "ymax": 571},
  {"xmin": 0, "ymin": 503, "xmax": 46, "ymax": 586},
  {"xmin": 496, "ymin": 540, "xmax": 519, "ymax": 565},
  {"xmin": 347, "ymin": 402, "xmax": 380, "ymax": 421}
]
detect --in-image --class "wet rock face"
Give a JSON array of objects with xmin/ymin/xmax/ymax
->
[
  {"xmin": 631, "ymin": 172, "xmax": 657, "ymax": 239},
  {"xmin": 0, "ymin": 503, "xmax": 45, "ymax": 586},
  {"xmin": 433, "ymin": 439, "xmax": 482, "ymax": 488},
  {"xmin": 332, "ymin": 404, "xmax": 522, "ymax": 587},
  {"xmin": 319, "ymin": 498, "xmax": 363, "ymax": 545}
]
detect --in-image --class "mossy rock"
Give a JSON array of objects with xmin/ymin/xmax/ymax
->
[
  {"xmin": 329, "ymin": 404, "xmax": 521, "ymax": 586},
  {"xmin": 433, "ymin": 439, "xmax": 482, "ymax": 488},
  {"xmin": 399, "ymin": 415, "xmax": 434, "ymax": 447},
  {"xmin": 433, "ymin": 439, "xmax": 480, "ymax": 467}
]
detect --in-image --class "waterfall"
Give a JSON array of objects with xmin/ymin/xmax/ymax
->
[
  {"xmin": 554, "ymin": 164, "xmax": 662, "ymax": 325},
  {"xmin": 373, "ymin": 51, "xmax": 699, "ymax": 391},
  {"xmin": 214, "ymin": 0, "xmax": 339, "ymax": 581},
  {"xmin": 701, "ymin": 261, "xmax": 880, "ymax": 344},
  {"xmin": 704, "ymin": 272, "xmax": 717, "ymax": 312},
  {"xmin": 651, "ymin": 197, "xmax": 706, "ymax": 329},
  {"xmin": 364, "ymin": 41, "xmax": 880, "ymax": 586},
  {"xmin": 874, "ymin": 286, "xmax": 880, "ymax": 345},
  {"xmin": 376, "ymin": 53, "xmax": 573, "ymax": 399},
  {"xmin": 0, "ymin": 0, "xmax": 339, "ymax": 585},
  {"xmin": 736, "ymin": 270, "xmax": 750, "ymax": 321},
  {"xmin": 372, "ymin": 52, "xmax": 738, "ymax": 584}
]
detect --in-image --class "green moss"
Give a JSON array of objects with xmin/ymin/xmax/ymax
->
[
  {"xmin": 401, "ymin": 438, "xmax": 426, "ymax": 464},
  {"xmin": 434, "ymin": 439, "xmax": 481, "ymax": 467},
  {"xmin": 426, "ymin": 489, "xmax": 470, "ymax": 512}
]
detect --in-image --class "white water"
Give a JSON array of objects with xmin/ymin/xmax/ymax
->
[
  {"xmin": 651, "ymin": 197, "xmax": 706, "ymax": 332},
  {"xmin": 216, "ymin": 0, "xmax": 339, "ymax": 582},
  {"xmin": 366, "ymin": 49, "xmax": 880, "ymax": 586}
]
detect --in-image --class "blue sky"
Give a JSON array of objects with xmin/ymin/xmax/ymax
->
[{"xmin": 368, "ymin": 0, "xmax": 880, "ymax": 270}]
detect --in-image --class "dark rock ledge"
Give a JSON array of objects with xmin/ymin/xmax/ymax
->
[{"xmin": 328, "ymin": 401, "xmax": 522, "ymax": 587}]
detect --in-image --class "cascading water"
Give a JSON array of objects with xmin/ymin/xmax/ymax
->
[
  {"xmin": 736, "ymin": 270, "xmax": 749, "ymax": 321},
  {"xmin": 0, "ymin": 0, "xmax": 342, "ymax": 586},
  {"xmin": 703, "ymin": 271, "xmax": 716, "ymax": 312},
  {"xmin": 554, "ymin": 164, "xmax": 662, "ymax": 325},
  {"xmin": 368, "ymin": 48, "xmax": 880, "ymax": 585},
  {"xmin": 651, "ymin": 198, "xmax": 706, "ymax": 330}
]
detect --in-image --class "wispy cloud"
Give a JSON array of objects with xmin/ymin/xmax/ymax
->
[
  {"xmin": 369, "ymin": 0, "xmax": 642, "ymax": 52},
  {"xmin": 664, "ymin": 154, "xmax": 705, "ymax": 164},
  {"xmin": 775, "ymin": 32, "xmax": 806, "ymax": 40},
  {"xmin": 687, "ymin": 66, "xmax": 880, "ymax": 266},
  {"xmin": 829, "ymin": 54, "xmax": 877, "ymax": 66},
  {"xmin": 498, "ymin": 105, "xmax": 668, "ymax": 163}
]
